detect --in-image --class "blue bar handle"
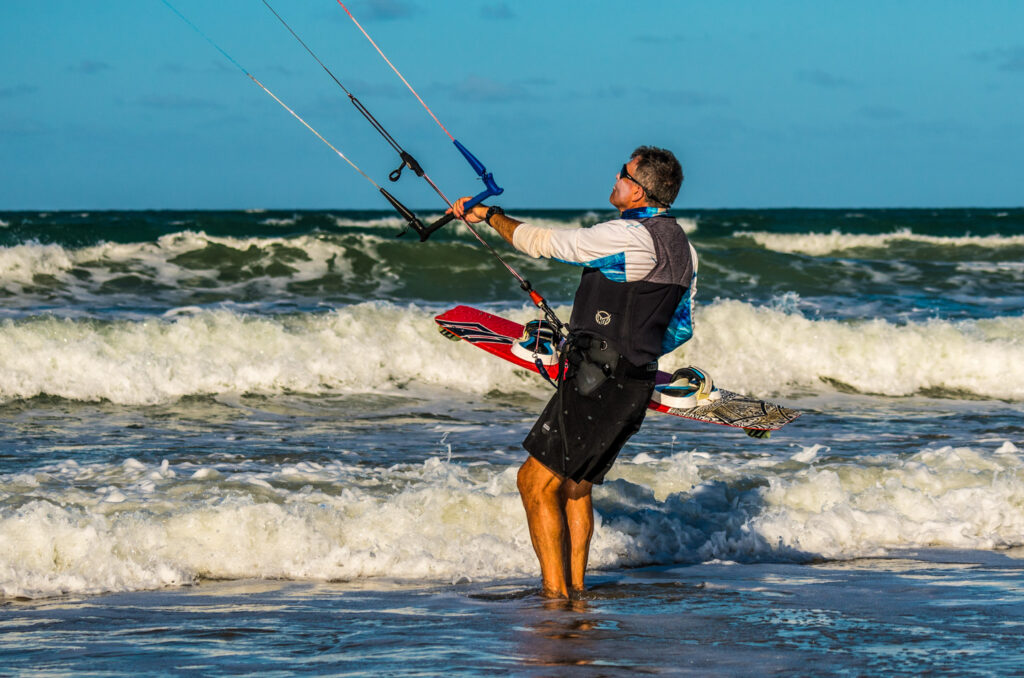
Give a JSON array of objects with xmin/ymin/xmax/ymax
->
[{"xmin": 417, "ymin": 140, "xmax": 504, "ymax": 240}]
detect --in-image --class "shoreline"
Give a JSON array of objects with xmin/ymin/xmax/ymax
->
[{"xmin": 4, "ymin": 552, "xmax": 1023, "ymax": 675}]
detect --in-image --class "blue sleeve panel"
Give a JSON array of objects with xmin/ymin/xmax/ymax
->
[
  {"xmin": 660, "ymin": 275, "xmax": 696, "ymax": 355},
  {"xmin": 553, "ymin": 252, "xmax": 628, "ymax": 283}
]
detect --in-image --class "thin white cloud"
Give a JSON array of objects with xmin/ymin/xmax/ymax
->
[
  {"xmin": 860, "ymin": 106, "xmax": 903, "ymax": 121},
  {"xmin": 137, "ymin": 94, "xmax": 223, "ymax": 110},
  {"xmin": 69, "ymin": 60, "xmax": 112, "ymax": 75},
  {"xmin": 361, "ymin": 0, "xmax": 416, "ymax": 21},
  {"xmin": 972, "ymin": 46, "xmax": 1024, "ymax": 73},
  {"xmin": 0, "ymin": 84, "xmax": 38, "ymax": 99},
  {"xmin": 432, "ymin": 75, "xmax": 535, "ymax": 103},
  {"xmin": 797, "ymin": 69, "xmax": 857, "ymax": 89},
  {"xmin": 481, "ymin": 3, "xmax": 515, "ymax": 20},
  {"xmin": 594, "ymin": 85, "xmax": 727, "ymax": 106}
]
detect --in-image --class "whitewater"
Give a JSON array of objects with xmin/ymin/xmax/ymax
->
[
  {"xmin": 2, "ymin": 300, "xmax": 1023, "ymax": 405},
  {"xmin": 4, "ymin": 440, "xmax": 1023, "ymax": 600},
  {"xmin": 2, "ymin": 208, "xmax": 1023, "ymax": 675}
]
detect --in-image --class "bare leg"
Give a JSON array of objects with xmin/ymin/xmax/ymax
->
[
  {"xmin": 562, "ymin": 479, "xmax": 594, "ymax": 593},
  {"xmin": 517, "ymin": 456, "xmax": 569, "ymax": 598}
]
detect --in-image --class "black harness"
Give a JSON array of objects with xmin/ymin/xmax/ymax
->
[{"xmin": 567, "ymin": 215, "xmax": 694, "ymax": 365}]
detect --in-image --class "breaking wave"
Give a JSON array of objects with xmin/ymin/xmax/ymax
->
[
  {"xmin": 739, "ymin": 228, "xmax": 1024, "ymax": 256},
  {"xmin": 2, "ymin": 441, "xmax": 1021, "ymax": 598},
  {"xmin": 2, "ymin": 300, "xmax": 1022, "ymax": 405}
]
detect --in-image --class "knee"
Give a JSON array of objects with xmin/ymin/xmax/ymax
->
[{"xmin": 517, "ymin": 457, "xmax": 561, "ymax": 503}]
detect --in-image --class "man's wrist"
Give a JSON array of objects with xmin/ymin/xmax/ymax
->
[{"xmin": 484, "ymin": 205, "xmax": 505, "ymax": 225}]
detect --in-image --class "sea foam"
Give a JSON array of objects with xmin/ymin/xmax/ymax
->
[
  {"xmin": 2, "ymin": 441, "xmax": 1021, "ymax": 599},
  {"xmin": 661, "ymin": 300, "xmax": 1024, "ymax": 400},
  {"xmin": 2, "ymin": 300, "xmax": 1023, "ymax": 404},
  {"xmin": 740, "ymin": 228, "xmax": 1024, "ymax": 256},
  {"xmin": 0, "ymin": 230, "xmax": 392, "ymax": 296}
]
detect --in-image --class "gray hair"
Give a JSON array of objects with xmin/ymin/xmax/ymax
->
[{"xmin": 630, "ymin": 146, "xmax": 683, "ymax": 208}]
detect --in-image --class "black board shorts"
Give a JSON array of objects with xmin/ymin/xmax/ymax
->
[{"xmin": 523, "ymin": 349, "xmax": 655, "ymax": 485}]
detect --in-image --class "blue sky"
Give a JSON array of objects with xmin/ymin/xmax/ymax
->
[{"xmin": 1, "ymin": 0, "xmax": 1022, "ymax": 210}]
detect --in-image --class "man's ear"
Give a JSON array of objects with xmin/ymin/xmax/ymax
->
[{"xmin": 630, "ymin": 182, "xmax": 647, "ymax": 204}]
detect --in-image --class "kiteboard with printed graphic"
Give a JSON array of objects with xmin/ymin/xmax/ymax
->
[{"xmin": 435, "ymin": 305, "xmax": 800, "ymax": 433}]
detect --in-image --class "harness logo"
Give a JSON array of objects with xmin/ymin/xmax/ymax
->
[{"xmin": 595, "ymin": 310, "xmax": 612, "ymax": 326}]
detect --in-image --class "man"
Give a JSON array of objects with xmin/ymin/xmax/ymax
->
[{"xmin": 451, "ymin": 146, "xmax": 696, "ymax": 598}]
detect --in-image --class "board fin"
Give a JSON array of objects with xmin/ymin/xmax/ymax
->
[{"xmin": 438, "ymin": 325, "xmax": 462, "ymax": 342}]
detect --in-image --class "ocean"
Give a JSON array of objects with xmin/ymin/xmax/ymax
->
[{"xmin": 1, "ymin": 208, "xmax": 1023, "ymax": 675}]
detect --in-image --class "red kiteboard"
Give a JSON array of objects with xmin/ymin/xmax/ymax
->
[{"xmin": 435, "ymin": 305, "xmax": 800, "ymax": 433}]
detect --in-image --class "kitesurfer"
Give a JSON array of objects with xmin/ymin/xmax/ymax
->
[{"xmin": 451, "ymin": 146, "xmax": 696, "ymax": 598}]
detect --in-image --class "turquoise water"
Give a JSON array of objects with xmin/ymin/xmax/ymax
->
[{"xmin": 1, "ymin": 208, "xmax": 1023, "ymax": 674}]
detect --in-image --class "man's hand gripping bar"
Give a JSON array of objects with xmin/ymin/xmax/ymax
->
[{"xmin": 409, "ymin": 140, "xmax": 503, "ymax": 241}]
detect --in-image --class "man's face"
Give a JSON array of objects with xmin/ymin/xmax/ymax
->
[{"xmin": 609, "ymin": 157, "xmax": 645, "ymax": 211}]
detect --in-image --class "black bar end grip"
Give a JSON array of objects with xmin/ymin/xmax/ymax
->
[
  {"xmin": 419, "ymin": 212, "xmax": 456, "ymax": 241},
  {"xmin": 379, "ymin": 187, "xmax": 428, "ymax": 238}
]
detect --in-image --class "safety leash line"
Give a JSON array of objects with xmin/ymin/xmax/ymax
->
[
  {"xmin": 159, "ymin": 0, "xmax": 379, "ymax": 188},
  {"xmin": 163, "ymin": 0, "xmax": 563, "ymax": 333},
  {"xmin": 332, "ymin": 1, "xmax": 503, "ymax": 237},
  {"xmin": 261, "ymin": 0, "xmax": 451, "ymax": 205},
  {"xmin": 333, "ymin": 0, "xmax": 561, "ymax": 331}
]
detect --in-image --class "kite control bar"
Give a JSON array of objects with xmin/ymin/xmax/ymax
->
[{"xmin": 402, "ymin": 140, "xmax": 504, "ymax": 241}]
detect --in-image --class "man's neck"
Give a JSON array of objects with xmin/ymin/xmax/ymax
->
[{"xmin": 620, "ymin": 205, "xmax": 669, "ymax": 219}]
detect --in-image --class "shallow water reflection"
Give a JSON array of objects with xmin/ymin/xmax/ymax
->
[{"xmin": 2, "ymin": 552, "xmax": 1024, "ymax": 676}]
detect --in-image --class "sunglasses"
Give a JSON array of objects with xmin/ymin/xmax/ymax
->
[{"xmin": 619, "ymin": 162, "xmax": 658, "ymax": 202}]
